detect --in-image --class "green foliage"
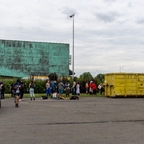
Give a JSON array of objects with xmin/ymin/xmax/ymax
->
[
  {"xmin": 79, "ymin": 72, "xmax": 93, "ymax": 82},
  {"xmin": 74, "ymin": 76, "xmax": 78, "ymax": 82},
  {"xmin": 34, "ymin": 80, "xmax": 46, "ymax": 93},
  {"xmin": 75, "ymin": 72, "xmax": 105, "ymax": 93},
  {"xmin": 0, "ymin": 77, "xmax": 16, "ymax": 93},
  {"xmin": 1, "ymin": 78, "xmax": 46, "ymax": 94},
  {"xmin": 48, "ymin": 72, "xmax": 58, "ymax": 81},
  {"xmin": 94, "ymin": 74, "xmax": 104, "ymax": 85},
  {"xmin": 0, "ymin": 72, "xmax": 105, "ymax": 94}
]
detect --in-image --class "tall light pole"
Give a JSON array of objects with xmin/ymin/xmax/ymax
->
[{"xmin": 70, "ymin": 14, "xmax": 75, "ymax": 80}]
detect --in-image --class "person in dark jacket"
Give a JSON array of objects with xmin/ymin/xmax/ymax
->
[
  {"xmin": 65, "ymin": 81, "xmax": 70, "ymax": 98},
  {"xmin": 0, "ymin": 82, "xmax": 3, "ymax": 99},
  {"xmin": 1, "ymin": 82, "xmax": 5, "ymax": 99},
  {"xmin": 19, "ymin": 81, "xmax": 25, "ymax": 101},
  {"xmin": 14, "ymin": 79, "xmax": 22, "ymax": 107},
  {"xmin": 58, "ymin": 80, "xmax": 64, "ymax": 98},
  {"xmin": 10, "ymin": 82, "xmax": 15, "ymax": 97}
]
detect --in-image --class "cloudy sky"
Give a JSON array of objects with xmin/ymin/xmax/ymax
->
[{"xmin": 0, "ymin": 0, "xmax": 144, "ymax": 77}]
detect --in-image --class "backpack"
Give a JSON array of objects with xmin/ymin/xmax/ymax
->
[
  {"xmin": 41, "ymin": 96, "xmax": 48, "ymax": 99},
  {"xmin": 70, "ymin": 95, "xmax": 79, "ymax": 100}
]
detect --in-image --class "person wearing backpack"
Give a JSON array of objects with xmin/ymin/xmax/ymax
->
[
  {"xmin": 58, "ymin": 80, "xmax": 64, "ymax": 98},
  {"xmin": 64, "ymin": 81, "xmax": 70, "ymax": 98},
  {"xmin": 29, "ymin": 80, "xmax": 35, "ymax": 100},
  {"xmin": 13, "ymin": 79, "xmax": 22, "ymax": 107}
]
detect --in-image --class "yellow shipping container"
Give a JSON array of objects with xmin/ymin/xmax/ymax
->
[{"xmin": 104, "ymin": 73, "xmax": 144, "ymax": 97}]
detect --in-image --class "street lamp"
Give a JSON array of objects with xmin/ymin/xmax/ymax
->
[{"xmin": 70, "ymin": 14, "xmax": 75, "ymax": 80}]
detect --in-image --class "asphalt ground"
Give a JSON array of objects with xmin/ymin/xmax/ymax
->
[{"xmin": 1, "ymin": 97, "xmax": 144, "ymax": 144}]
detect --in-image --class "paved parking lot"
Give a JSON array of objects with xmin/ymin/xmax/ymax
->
[{"xmin": 1, "ymin": 97, "xmax": 144, "ymax": 144}]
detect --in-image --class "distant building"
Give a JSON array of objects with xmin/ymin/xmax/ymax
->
[{"xmin": 0, "ymin": 39, "xmax": 69, "ymax": 77}]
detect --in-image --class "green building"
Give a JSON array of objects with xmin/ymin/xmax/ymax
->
[{"xmin": 0, "ymin": 39, "xmax": 69, "ymax": 77}]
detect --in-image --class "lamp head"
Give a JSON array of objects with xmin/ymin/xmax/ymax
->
[{"xmin": 70, "ymin": 14, "xmax": 75, "ymax": 18}]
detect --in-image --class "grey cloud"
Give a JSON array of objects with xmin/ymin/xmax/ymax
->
[
  {"xmin": 94, "ymin": 11, "xmax": 119, "ymax": 22},
  {"xmin": 103, "ymin": 0, "xmax": 117, "ymax": 3},
  {"xmin": 127, "ymin": 2, "xmax": 132, "ymax": 8},
  {"xmin": 136, "ymin": 18, "xmax": 144, "ymax": 24},
  {"xmin": 61, "ymin": 7, "xmax": 78, "ymax": 18}
]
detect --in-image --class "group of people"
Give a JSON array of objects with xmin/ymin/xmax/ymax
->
[
  {"xmin": 85, "ymin": 81, "xmax": 104, "ymax": 95},
  {"xmin": 1, "ymin": 78, "xmax": 105, "ymax": 108},
  {"xmin": 45, "ymin": 80, "xmax": 81, "ymax": 99},
  {"xmin": 3, "ymin": 78, "xmax": 80, "ymax": 108}
]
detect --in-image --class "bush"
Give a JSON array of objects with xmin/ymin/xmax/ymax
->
[{"xmin": 1, "ymin": 78, "xmax": 46, "ymax": 94}]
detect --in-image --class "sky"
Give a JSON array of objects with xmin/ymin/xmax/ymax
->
[{"xmin": 0, "ymin": 0, "xmax": 144, "ymax": 77}]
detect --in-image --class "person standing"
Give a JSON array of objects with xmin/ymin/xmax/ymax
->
[
  {"xmin": 13, "ymin": 79, "xmax": 22, "ymax": 107},
  {"xmin": 65, "ymin": 81, "xmax": 70, "ymax": 98},
  {"xmin": 0, "ymin": 82, "xmax": 3, "ymax": 99},
  {"xmin": 100, "ymin": 83, "xmax": 104, "ymax": 95},
  {"xmin": 92, "ymin": 81, "xmax": 97, "ymax": 95},
  {"xmin": 29, "ymin": 80, "xmax": 35, "ymax": 100},
  {"xmin": 10, "ymin": 82, "xmax": 15, "ymax": 97},
  {"xmin": 76, "ymin": 82, "xmax": 80, "ymax": 97},
  {"xmin": 72, "ymin": 81, "xmax": 76, "ymax": 95},
  {"xmin": 19, "ymin": 81, "xmax": 25, "ymax": 101},
  {"xmin": 89, "ymin": 81, "xmax": 93, "ymax": 95},
  {"xmin": 50, "ymin": 80, "xmax": 57, "ymax": 98},
  {"xmin": 98, "ymin": 83, "xmax": 104, "ymax": 94},
  {"xmin": 1, "ymin": 82, "xmax": 5, "ymax": 99},
  {"xmin": 46, "ymin": 80, "xmax": 51, "ymax": 98},
  {"xmin": 85, "ymin": 82, "xmax": 89, "ymax": 94},
  {"xmin": 58, "ymin": 80, "xmax": 64, "ymax": 98}
]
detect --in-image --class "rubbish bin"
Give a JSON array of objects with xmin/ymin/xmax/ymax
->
[{"xmin": 104, "ymin": 73, "xmax": 144, "ymax": 97}]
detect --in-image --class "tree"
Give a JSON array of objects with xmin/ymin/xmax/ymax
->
[
  {"xmin": 78, "ymin": 72, "xmax": 94, "ymax": 93},
  {"xmin": 79, "ymin": 72, "xmax": 93, "ymax": 82},
  {"xmin": 48, "ymin": 72, "xmax": 58, "ymax": 81},
  {"xmin": 94, "ymin": 73, "xmax": 104, "ymax": 85}
]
